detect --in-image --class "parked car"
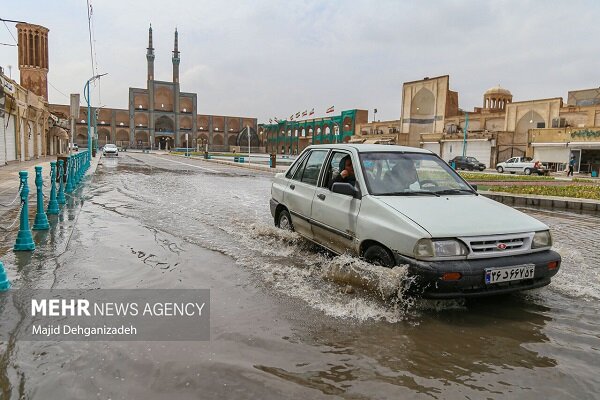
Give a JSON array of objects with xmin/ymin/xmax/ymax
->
[
  {"xmin": 69, "ymin": 143, "xmax": 79, "ymax": 152},
  {"xmin": 496, "ymin": 157, "xmax": 547, "ymax": 175},
  {"xmin": 103, "ymin": 143, "xmax": 119, "ymax": 157},
  {"xmin": 270, "ymin": 144, "xmax": 561, "ymax": 299},
  {"xmin": 449, "ymin": 156, "xmax": 486, "ymax": 171}
]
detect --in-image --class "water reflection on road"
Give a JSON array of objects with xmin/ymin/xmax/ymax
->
[{"xmin": 0, "ymin": 153, "xmax": 598, "ymax": 399}]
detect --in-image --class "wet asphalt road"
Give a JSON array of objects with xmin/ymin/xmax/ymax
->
[{"xmin": 0, "ymin": 152, "xmax": 599, "ymax": 400}]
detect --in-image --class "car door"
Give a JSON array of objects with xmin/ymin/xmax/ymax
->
[
  {"xmin": 505, "ymin": 157, "xmax": 517, "ymax": 172},
  {"xmin": 310, "ymin": 150, "xmax": 361, "ymax": 255},
  {"xmin": 283, "ymin": 149, "xmax": 329, "ymax": 239}
]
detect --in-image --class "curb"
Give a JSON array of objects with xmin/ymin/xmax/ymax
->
[
  {"xmin": 168, "ymin": 154, "xmax": 289, "ymax": 174},
  {"xmin": 480, "ymin": 190, "xmax": 600, "ymax": 212}
]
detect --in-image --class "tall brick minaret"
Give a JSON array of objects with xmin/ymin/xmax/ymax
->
[
  {"xmin": 172, "ymin": 28, "xmax": 180, "ymax": 83},
  {"xmin": 147, "ymin": 24, "xmax": 155, "ymax": 81},
  {"xmin": 16, "ymin": 23, "xmax": 49, "ymax": 100}
]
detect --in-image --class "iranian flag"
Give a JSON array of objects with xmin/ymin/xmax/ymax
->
[
  {"xmin": 309, "ymin": 108, "xmax": 314, "ymax": 115},
  {"xmin": 295, "ymin": 112, "xmax": 301, "ymax": 118},
  {"xmin": 302, "ymin": 110, "xmax": 308, "ymax": 117},
  {"xmin": 326, "ymin": 106, "xmax": 335, "ymax": 113}
]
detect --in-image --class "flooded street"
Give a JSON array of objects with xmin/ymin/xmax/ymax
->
[{"xmin": 1, "ymin": 152, "xmax": 599, "ymax": 399}]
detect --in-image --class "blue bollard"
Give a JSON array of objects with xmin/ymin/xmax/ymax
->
[
  {"xmin": 47, "ymin": 161, "xmax": 59, "ymax": 214},
  {"xmin": 0, "ymin": 260, "xmax": 10, "ymax": 291},
  {"xmin": 57, "ymin": 160, "xmax": 66, "ymax": 205},
  {"xmin": 33, "ymin": 166, "xmax": 49, "ymax": 230},
  {"xmin": 65, "ymin": 156, "xmax": 73, "ymax": 193},
  {"xmin": 14, "ymin": 171, "xmax": 35, "ymax": 251}
]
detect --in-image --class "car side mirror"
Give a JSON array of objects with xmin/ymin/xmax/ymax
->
[
  {"xmin": 331, "ymin": 182, "xmax": 359, "ymax": 197},
  {"xmin": 471, "ymin": 184, "xmax": 478, "ymax": 191}
]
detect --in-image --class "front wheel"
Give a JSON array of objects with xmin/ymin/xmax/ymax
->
[
  {"xmin": 276, "ymin": 209, "xmax": 294, "ymax": 231},
  {"xmin": 497, "ymin": 166, "xmax": 504, "ymax": 173},
  {"xmin": 363, "ymin": 245, "xmax": 395, "ymax": 268}
]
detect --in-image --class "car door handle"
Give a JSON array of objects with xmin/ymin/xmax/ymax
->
[
  {"xmin": 317, "ymin": 193, "xmax": 326, "ymax": 200},
  {"xmin": 290, "ymin": 184, "xmax": 295, "ymax": 190}
]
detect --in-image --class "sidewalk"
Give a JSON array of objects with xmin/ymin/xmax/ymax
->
[{"xmin": 0, "ymin": 152, "xmax": 102, "ymax": 233}]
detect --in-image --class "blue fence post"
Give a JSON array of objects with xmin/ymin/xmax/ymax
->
[
  {"xmin": 14, "ymin": 171, "xmax": 35, "ymax": 251},
  {"xmin": 0, "ymin": 260, "xmax": 10, "ymax": 291},
  {"xmin": 57, "ymin": 160, "xmax": 66, "ymax": 205},
  {"xmin": 47, "ymin": 161, "xmax": 59, "ymax": 215},
  {"xmin": 33, "ymin": 166, "xmax": 49, "ymax": 230}
]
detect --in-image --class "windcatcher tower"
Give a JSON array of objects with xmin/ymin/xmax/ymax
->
[{"xmin": 16, "ymin": 23, "xmax": 49, "ymax": 100}]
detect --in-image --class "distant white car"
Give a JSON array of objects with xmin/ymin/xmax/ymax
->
[
  {"xmin": 69, "ymin": 143, "xmax": 79, "ymax": 152},
  {"xmin": 496, "ymin": 157, "xmax": 546, "ymax": 175},
  {"xmin": 103, "ymin": 144, "xmax": 118, "ymax": 157}
]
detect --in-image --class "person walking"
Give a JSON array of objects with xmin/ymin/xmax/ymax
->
[{"xmin": 567, "ymin": 156, "xmax": 575, "ymax": 177}]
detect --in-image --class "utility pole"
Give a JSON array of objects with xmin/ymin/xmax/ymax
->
[
  {"xmin": 69, "ymin": 94, "xmax": 79, "ymax": 156},
  {"xmin": 462, "ymin": 113, "xmax": 469, "ymax": 157},
  {"xmin": 247, "ymin": 125, "xmax": 251, "ymax": 162}
]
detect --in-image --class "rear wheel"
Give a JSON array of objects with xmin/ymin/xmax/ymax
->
[
  {"xmin": 497, "ymin": 166, "xmax": 504, "ymax": 173},
  {"xmin": 276, "ymin": 209, "xmax": 294, "ymax": 231},
  {"xmin": 524, "ymin": 168, "xmax": 532, "ymax": 175},
  {"xmin": 363, "ymin": 244, "xmax": 395, "ymax": 268}
]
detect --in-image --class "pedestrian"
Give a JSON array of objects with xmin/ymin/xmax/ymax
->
[{"xmin": 567, "ymin": 156, "xmax": 575, "ymax": 177}]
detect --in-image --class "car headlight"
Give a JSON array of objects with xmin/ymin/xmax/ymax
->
[
  {"xmin": 532, "ymin": 230, "xmax": 552, "ymax": 249},
  {"xmin": 414, "ymin": 239, "xmax": 469, "ymax": 259}
]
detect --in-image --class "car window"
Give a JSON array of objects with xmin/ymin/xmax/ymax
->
[
  {"xmin": 286, "ymin": 152, "xmax": 309, "ymax": 179},
  {"xmin": 507, "ymin": 158, "xmax": 515, "ymax": 163},
  {"xmin": 291, "ymin": 154, "xmax": 309, "ymax": 181},
  {"xmin": 300, "ymin": 150, "xmax": 328, "ymax": 186},
  {"xmin": 322, "ymin": 151, "xmax": 351, "ymax": 189},
  {"xmin": 360, "ymin": 152, "xmax": 471, "ymax": 195}
]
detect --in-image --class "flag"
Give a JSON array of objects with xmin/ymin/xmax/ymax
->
[
  {"xmin": 274, "ymin": 117, "xmax": 279, "ymax": 123},
  {"xmin": 269, "ymin": 118, "xmax": 272, "ymax": 123},
  {"xmin": 326, "ymin": 106, "xmax": 334, "ymax": 113},
  {"xmin": 309, "ymin": 108, "xmax": 314, "ymax": 115},
  {"xmin": 290, "ymin": 114, "xmax": 294, "ymax": 120},
  {"xmin": 295, "ymin": 112, "xmax": 301, "ymax": 118},
  {"xmin": 302, "ymin": 110, "xmax": 307, "ymax": 117}
]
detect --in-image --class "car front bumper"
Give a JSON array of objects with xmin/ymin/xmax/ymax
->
[{"xmin": 393, "ymin": 250, "xmax": 561, "ymax": 299}]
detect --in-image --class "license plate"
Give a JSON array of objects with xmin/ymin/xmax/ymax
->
[{"xmin": 485, "ymin": 264, "xmax": 535, "ymax": 284}]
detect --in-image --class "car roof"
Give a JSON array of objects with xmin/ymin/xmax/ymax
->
[{"xmin": 304, "ymin": 144, "xmax": 432, "ymax": 154}]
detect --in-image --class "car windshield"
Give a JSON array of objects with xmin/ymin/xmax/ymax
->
[
  {"xmin": 359, "ymin": 152, "xmax": 474, "ymax": 196},
  {"xmin": 105, "ymin": 144, "xmax": 116, "ymax": 149},
  {"xmin": 467, "ymin": 157, "xmax": 479, "ymax": 162}
]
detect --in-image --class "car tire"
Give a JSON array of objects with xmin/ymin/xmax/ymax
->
[
  {"xmin": 497, "ymin": 166, "xmax": 504, "ymax": 173},
  {"xmin": 524, "ymin": 168, "xmax": 532, "ymax": 175},
  {"xmin": 468, "ymin": 166, "xmax": 474, "ymax": 171},
  {"xmin": 276, "ymin": 209, "xmax": 294, "ymax": 231},
  {"xmin": 363, "ymin": 244, "xmax": 395, "ymax": 268}
]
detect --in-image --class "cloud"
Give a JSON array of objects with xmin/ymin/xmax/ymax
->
[{"xmin": 1, "ymin": 0, "xmax": 599, "ymax": 122}]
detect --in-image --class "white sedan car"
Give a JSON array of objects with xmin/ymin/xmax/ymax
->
[
  {"xmin": 103, "ymin": 144, "xmax": 119, "ymax": 157},
  {"xmin": 270, "ymin": 144, "xmax": 561, "ymax": 299}
]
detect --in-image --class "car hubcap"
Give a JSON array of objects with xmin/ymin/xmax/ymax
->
[{"xmin": 280, "ymin": 215, "xmax": 290, "ymax": 230}]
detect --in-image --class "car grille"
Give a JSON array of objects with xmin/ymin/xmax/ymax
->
[{"xmin": 460, "ymin": 233, "xmax": 534, "ymax": 258}]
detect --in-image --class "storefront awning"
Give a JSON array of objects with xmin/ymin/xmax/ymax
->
[{"xmin": 48, "ymin": 126, "xmax": 69, "ymax": 140}]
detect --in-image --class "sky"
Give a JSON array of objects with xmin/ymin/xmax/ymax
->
[{"xmin": 1, "ymin": 0, "xmax": 600, "ymax": 123}]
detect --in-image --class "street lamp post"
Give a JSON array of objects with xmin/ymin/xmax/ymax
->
[{"xmin": 84, "ymin": 73, "xmax": 108, "ymax": 158}]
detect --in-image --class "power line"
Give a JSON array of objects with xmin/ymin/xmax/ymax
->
[
  {"xmin": 48, "ymin": 81, "xmax": 70, "ymax": 100},
  {"xmin": 2, "ymin": 20, "xmax": 17, "ymax": 44},
  {"xmin": 0, "ymin": 42, "xmax": 17, "ymax": 47}
]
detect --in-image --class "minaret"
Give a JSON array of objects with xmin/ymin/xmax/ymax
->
[
  {"xmin": 172, "ymin": 28, "xmax": 180, "ymax": 83},
  {"xmin": 146, "ymin": 23, "xmax": 155, "ymax": 81}
]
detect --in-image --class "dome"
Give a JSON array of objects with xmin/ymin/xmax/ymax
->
[{"xmin": 485, "ymin": 85, "xmax": 511, "ymax": 96}]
